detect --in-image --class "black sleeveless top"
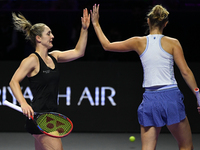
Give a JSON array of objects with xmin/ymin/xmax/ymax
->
[{"xmin": 28, "ymin": 52, "xmax": 60, "ymax": 112}]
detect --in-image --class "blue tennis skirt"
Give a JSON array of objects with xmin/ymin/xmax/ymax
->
[{"xmin": 137, "ymin": 87, "xmax": 186, "ymax": 127}]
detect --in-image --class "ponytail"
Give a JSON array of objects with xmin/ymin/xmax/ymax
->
[
  {"xmin": 12, "ymin": 13, "xmax": 32, "ymax": 40},
  {"xmin": 12, "ymin": 12, "xmax": 46, "ymax": 47},
  {"xmin": 147, "ymin": 5, "xmax": 169, "ymax": 30}
]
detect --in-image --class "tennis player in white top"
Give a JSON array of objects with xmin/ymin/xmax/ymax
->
[{"xmin": 91, "ymin": 4, "xmax": 199, "ymax": 150}]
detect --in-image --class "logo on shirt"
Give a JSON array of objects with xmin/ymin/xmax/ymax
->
[{"xmin": 43, "ymin": 70, "xmax": 50, "ymax": 74}]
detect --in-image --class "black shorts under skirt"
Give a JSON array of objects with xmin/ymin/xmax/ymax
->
[{"xmin": 25, "ymin": 118, "xmax": 43, "ymax": 135}]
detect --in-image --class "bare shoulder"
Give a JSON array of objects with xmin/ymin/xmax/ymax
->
[
  {"xmin": 49, "ymin": 50, "xmax": 60, "ymax": 60},
  {"xmin": 161, "ymin": 36, "xmax": 183, "ymax": 56},
  {"xmin": 139, "ymin": 36, "xmax": 147, "ymax": 44},
  {"xmin": 25, "ymin": 53, "xmax": 38, "ymax": 63},
  {"xmin": 130, "ymin": 36, "xmax": 146, "ymax": 42},
  {"xmin": 129, "ymin": 36, "xmax": 147, "ymax": 54},
  {"xmin": 20, "ymin": 53, "xmax": 38, "ymax": 69},
  {"xmin": 162, "ymin": 36, "xmax": 180, "ymax": 45},
  {"xmin": 127, "ymin": 36, "xmax": 147, "ymax": 47},
  {"xmin": 140, "ymin": 36, "xmax": 147, "ymax": 40}
]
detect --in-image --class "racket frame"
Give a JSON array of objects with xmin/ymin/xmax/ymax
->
[
  {"xmin": 34, "ymin": 112, "xmax": 73, "ymax": 138},
  {"xmin": 3, "ymin": 100, "xmax": 73, "ymax": 138}
]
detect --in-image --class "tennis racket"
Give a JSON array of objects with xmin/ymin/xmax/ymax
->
[
  {"xmin": 195, "ymin": 88, "xmax": 200, "ymax": 106},
  {"xmin": 3, "ymin": 100, "xmax": 73, "ymax": 138}
]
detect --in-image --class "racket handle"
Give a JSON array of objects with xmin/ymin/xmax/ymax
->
[
  {"xmin": 3, "ymin": 100, "xmax": 23, "ymax": 113},
  {"xmin": 195, "ymin": 88, "xmax": 200, "ymax": 106}
]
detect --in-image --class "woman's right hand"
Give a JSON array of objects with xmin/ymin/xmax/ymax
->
[
  {"xmin": 90, "ymin": 4, "xmax": 100, "ymax": 26},
  {"xmin": 21, "ymin": 102, "xmax": 34, "ymax": 119},
  {"xmin": 81, "ymin": 8, "xmax": 90, "ymax": 30}
]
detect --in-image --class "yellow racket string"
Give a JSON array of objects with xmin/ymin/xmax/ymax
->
[{"xmin": 36, "ymin": 113, "xmax": 72, "ymax": 136}]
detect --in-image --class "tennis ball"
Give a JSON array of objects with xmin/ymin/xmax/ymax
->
[{"xmin": 129, "ymin": 136, "xmax": 135, "ymax": 142}]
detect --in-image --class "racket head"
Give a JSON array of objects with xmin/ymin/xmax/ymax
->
[{"xmin": 33, "ymin": 112, "xmax": 73, "ymax": 138}]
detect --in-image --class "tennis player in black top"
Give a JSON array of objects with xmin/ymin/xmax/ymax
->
[{"xmin": 9, "ymin": 9, "xmax": 90, "ymax": 150}]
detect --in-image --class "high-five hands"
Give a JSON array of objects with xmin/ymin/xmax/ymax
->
[
  {"xmin": 90, "ymin": 4, "xmax": 100, "ymax": 26},
  {"xmin": 81, "ymin": 8, "xmax": 90, "ymax": 30}
]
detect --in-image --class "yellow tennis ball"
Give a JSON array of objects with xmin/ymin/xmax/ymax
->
[{"xmin": 129, "ymin": 136, "xmax": 135, "ymax": 142}]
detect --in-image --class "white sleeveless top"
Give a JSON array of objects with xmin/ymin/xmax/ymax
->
[{"xmin": 140, "ymin": 34, "xmax": 177, "ymax": 88}]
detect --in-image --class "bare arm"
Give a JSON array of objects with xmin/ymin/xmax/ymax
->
[
  {"xmin": 173, "ymin": 39, "xmax": 198, "ymax": 95},
  {"xmin": 50, "ymin": 8, "xmax": 90, "ymax": 63},
  {"xmin": 90, "ymin": 4, "xmax": 144, "ymax": 53},
  {"xmin": 173, "ymin": 40, "xmax": 200, "ymax": 113},
  {"xmin": 9, "ymin": 55, "xmax": 36, "ymax": 118}
]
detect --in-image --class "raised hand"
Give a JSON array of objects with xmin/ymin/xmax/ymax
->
[
  {"xmin": 81, "ymin": 8, "xmax": 90, "ymax": 30},
  {"xmin": 90, "ymin": 4, "xmax": 100, "ymax": 26}
]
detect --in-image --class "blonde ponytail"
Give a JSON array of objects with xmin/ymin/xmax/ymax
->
[
  {"xmin": 12, "ymin": 12, "xmax": 46, "ymax": 47},
  {"xmin": 147, "ymin": 5, "xmax": 169, "ymax": 29},
  {"xmin": 12, "ymin": 12, "xmax": 32, "ymax": 40}
]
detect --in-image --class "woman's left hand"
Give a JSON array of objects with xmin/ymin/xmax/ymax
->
[
  {"xmin": 90, "ymin": 4, "xmax": 100, "ymax": 26},
  {"xmin": 81, "ymin": 8, "xmax": 90, "ymax": 30}
]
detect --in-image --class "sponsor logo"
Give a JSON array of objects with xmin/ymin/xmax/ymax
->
[{"xmin": 0, "ymin": 86, "xmax": 116, "ymax": 106}]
